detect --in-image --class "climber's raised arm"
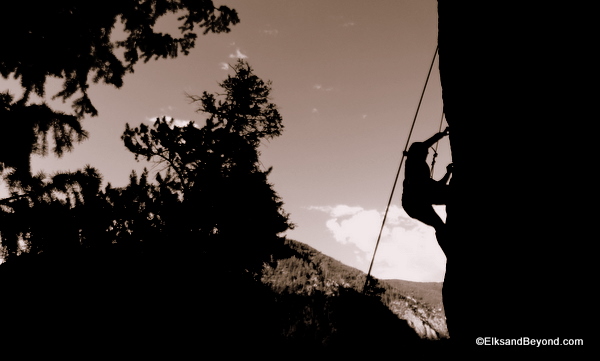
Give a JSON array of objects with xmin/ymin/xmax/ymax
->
[{"xmin": 423, "ymin": 126, "xmax": 450, "ymax": 148}]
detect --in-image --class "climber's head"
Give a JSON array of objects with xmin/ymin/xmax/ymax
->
[{"xmin": 407, "ymin": 142, "xmax": 429, "ymax": 159}]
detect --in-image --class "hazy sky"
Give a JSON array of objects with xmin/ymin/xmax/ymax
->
[{"xmin": 14, "ymin": 0, "xmax": 452, "ymax": 282}]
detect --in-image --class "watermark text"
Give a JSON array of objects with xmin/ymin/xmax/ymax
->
[{"xmin": 476, "ymin": 337, "xmax": 583, "ymax": 347}]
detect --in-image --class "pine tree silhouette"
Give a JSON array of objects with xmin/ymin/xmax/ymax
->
[{"xmin": 122, "ymin": 59, "xmax": 293, "ymax": 272}]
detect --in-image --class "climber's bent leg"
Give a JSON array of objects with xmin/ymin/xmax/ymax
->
[
  {"xmin": 402, "ymin": 202, "xmax": 445, "ymax": 230},
  {"xmin": 402, "ymin": 201, "xmax": 448, "ymax": 254}
]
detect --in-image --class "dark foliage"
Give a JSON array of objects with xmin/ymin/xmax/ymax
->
[
  {"xmin": 0, "ymin": 0, "xmax": 239, "ymax": 193},
  {"xmin": 0, "ymin": 166, "xmax": 104, "ymax": 259},
  {"xmin": 0, "ymin": 0, "xmax": 239, "ymax": 117},
  {"xmin": 0, "ymin": 92, "xmax": 87, "ymax": 182}
]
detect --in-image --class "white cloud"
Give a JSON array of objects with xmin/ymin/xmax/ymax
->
[
  {"xmin": 145, "ymin": 116, "xmax": 198, "ymax": 128},
  {"xmin": 229, "ymin": 48, "xmax": 248, "ymax": 59},
  {"xmin": 328, "ymin": 209, "xmax": 381, "ymax": 251},
  {"xmin": 262, "ymin": 29, "xmax": 279, "ymax": 36},
  {"xmin": 170, "ymin": 119, "xmax": 195, "ymax": 128},
  {"xmin": 310, "ymin": 204, "xmax": 447, "ymax": 282},
  {"xmin": 219, "ymin": 62, "xmax": 230, "ymax": 70},
  {"xmin": 310, "ymin": 205, "xmax": 363, "ymax": 218},
  {"xmin": 313, "ymin": 84, "xmax": 333, "ymax": 91}
]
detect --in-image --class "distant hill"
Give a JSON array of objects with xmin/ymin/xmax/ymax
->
[
  {"xmin": 383, "ymin": 279, "xmax": 444, "ymax": 311},
  {"xmin": 263, "ymin": 239, "xmax": 449, "ymax": 340}
]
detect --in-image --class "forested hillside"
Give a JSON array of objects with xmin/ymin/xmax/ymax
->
[
  {"xmin": 262, "ymin": 239, "xmax": 448, "ymax": 340},
  {"xmin": 384, "ymin": 279, "xmax": 444, "ymax": 311}
]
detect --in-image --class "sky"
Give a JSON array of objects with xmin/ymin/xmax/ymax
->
[{"xmin": 10, "ymin": 0, "xmax": 453, "ymax": 282}]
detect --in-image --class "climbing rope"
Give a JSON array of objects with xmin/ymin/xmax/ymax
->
[{"xmin": 363, "ymin": 46, "xmax": 440, "ymax": 294}]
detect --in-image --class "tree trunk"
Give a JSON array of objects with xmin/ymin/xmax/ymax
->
[{"xmin": 437, "ymin": 1, "xmax": 588, "ymax": 346}]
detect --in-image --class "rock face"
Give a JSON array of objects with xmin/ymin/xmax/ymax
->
[
  {"xmin": 388, "ymin": 299, "xmax": 448, "ymax": 340},
  {"xmin": 437, "ymin": 0, "xmax": 588, "ymax": 345}
]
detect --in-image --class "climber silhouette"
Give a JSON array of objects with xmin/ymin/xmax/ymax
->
[{"xmin": 402, "ymin": 127, "xmax": 452, "ymax": 253}]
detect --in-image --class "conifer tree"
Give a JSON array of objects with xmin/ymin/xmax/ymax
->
[{"xmin": 122, "ymin": 59, "xmax": 292, "ymax": 271}]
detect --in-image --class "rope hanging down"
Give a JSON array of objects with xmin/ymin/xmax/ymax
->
[{"xmin": 363, "ymin": 46, "xmax": 439, "ymax": 294}]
